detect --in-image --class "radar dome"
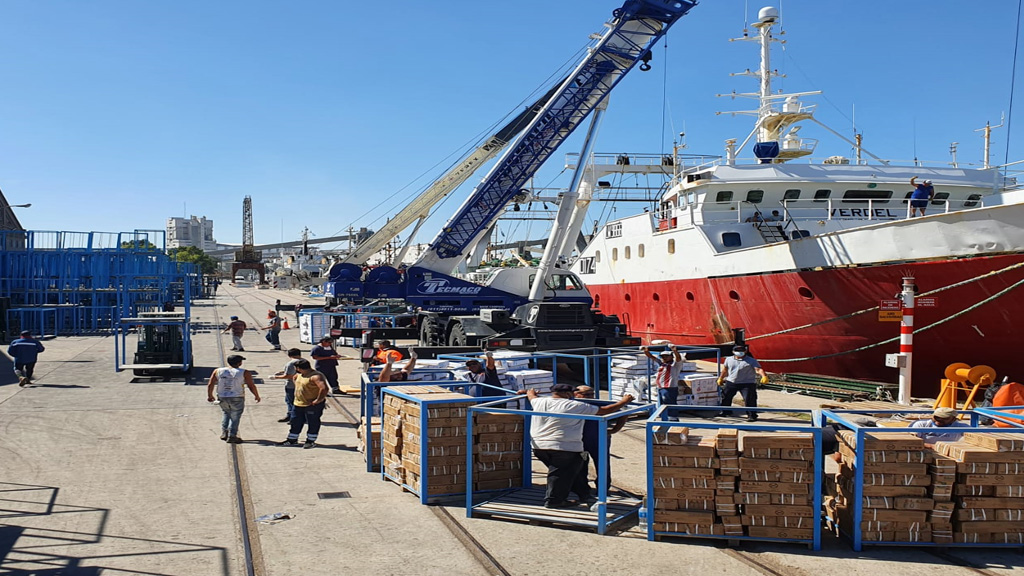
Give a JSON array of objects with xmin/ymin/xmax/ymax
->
[{"xmin": 758, "ymin": 7, "xmax": 779, "ymax": 23}]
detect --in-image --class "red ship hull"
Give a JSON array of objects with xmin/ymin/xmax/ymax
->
[{"xmin": 588, "ymin": 254, "xmax": 1024, "ymax": 398}]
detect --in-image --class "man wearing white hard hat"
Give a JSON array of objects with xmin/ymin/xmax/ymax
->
[{"xmin": 909, "ymin": 176, "xmax": 935, "ymax": 218}]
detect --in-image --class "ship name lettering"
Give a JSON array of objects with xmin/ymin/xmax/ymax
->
[{"xmin": 829, "ymin": 208, "xmax": 899, "ymax": 219}]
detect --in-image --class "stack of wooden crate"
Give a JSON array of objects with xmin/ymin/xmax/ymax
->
[
  {"xmin": 358, "ymin": 416, "xmax": 381, "ymax": 469},
  {"xmin": 650, "ymin": 427, "xmax": 723, "ymax": 535},
  {"xmin": 832, "ymin": 430, "xmax": 935, "ymax": 543},
  {"xmin": 472, "ymin": 412, "xmax": 525, "ymax": 491},
  {"xmin": 934, "ymin": 432, "xmax": 1024, "ymax": 544},
  {"xmin": 738, "ymin": 433, "xmax": 817, "ymax": 541}
]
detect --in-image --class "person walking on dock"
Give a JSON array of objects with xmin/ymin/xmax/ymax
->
[
  {"xmin": 271, "ymin": 348, "xmax": 303, "ymax": 423},
  {"xmin": 311, "ymin": 336, "xmax": 342, "ymax": 395},
  {"xmin": 8, "ymin": 330, "xmax": 45, "ymax": 387},
  {"xmin": 717, "ymin": 345, "xmax": 768, "ymax": 421},
  {"xmin": 207, "ymin": 355, "xmax": 261, "ymax": 444},
  {"xmin": 278, "ymin": 359, "xmax": 328, "ymax": 449},
  {"xmin": 224, "ymin": 316, "xmax": 247, "ymax": 351},
  {"xmin": 261, "ymin": 311, "xmax": 283, "ymax": 350}
]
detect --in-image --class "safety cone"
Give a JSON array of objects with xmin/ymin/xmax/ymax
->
[{"xmin": 282, "ymin": 318, "xmax": 290, "ymax": 330}]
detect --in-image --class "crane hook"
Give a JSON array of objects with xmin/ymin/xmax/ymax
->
[{"xmin": 639, "ymin": 50, "xmax": 653, "ymax": 72}]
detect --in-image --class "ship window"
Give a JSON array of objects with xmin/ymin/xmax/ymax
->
[
  {"xmin": 595, "ymin": 250, "xmax": 601, "ymax": 263},
  {"xmin": 728, "ymin": 290, "xmax": 740, "ymax": 301},
  {"xmin": 791, "ymin": 230, "xmax": 811, "ymax": 239},
  {"xmin": 902, "ymin": 191, "xmax": 913, "ymax": 204},
  {"xmin": 745, "ymin": 190, "xmax": 764, "ymax": 204},
  {"xmin": 965, "ymin": 193, "xmax": 982, "ymax": 207},
  {"xmin": 931, "ymin": 192, "xmax": 949, "ymax": 205},
  {"xmin": 594, "ymin": 294, "xmax": 601, "ymax": 307},
  {"xmin": 814, "ymin": 189, "xmax": 831, "ymax": 202},
  {"xmin": 784, "ymin": 189, "xmax": 801, "ymax": 200},
  {"xmin": 685, "ymin": 292, "xmax": 695, "ymax": 301},
  {"xmin": 624, "ymin": 293, "xmax": 631, "ymax": 302},
  {"xmin": 612, "ymin": 248, "xmax": 618, "ymax": 261},
  {"xmin": 667, "ymin": 239, "xmax": 675, "ymax": 254},
  {"xmin": 716, "ymin": 190, "xmax": 734, "ymax": 203},
  {"xmin": 638, "ymin": 244, "xmax": 645, "ymax": 258},
  {"xmin": 798, "ymin": 286, "xmax": 815, "ymax": 300},
  {"xmin": 722, "ymin": 232, "xmax": 742, "ymax": 247},
  {"xmin": 652, "ymin": 292, "xmax": 660, "ymax": 302},
  {"xmin": 624, "ymin": 246, "xmax": 631, "ymax": 259},
  {"xmin": 842, "ymin": 190, "xmax": 892, "ymax": 204}
]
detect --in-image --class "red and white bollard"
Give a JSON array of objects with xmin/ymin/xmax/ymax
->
[{"xmin": 898, "ymin": 276, "xmax": 916, "ymax": 405}]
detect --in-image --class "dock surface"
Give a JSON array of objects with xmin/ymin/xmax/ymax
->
[{"xmin": 1, "ymin": 284, "xmax": 1020, "ymax": 575}]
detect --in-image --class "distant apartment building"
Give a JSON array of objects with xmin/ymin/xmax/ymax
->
[{"xmin": 166, "ymin": 215, "xmax": 216, "ymax": 250}]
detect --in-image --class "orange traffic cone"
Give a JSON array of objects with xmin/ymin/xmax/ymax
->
[{"xmin": 282, "ymin": 318, "xmax": 290, "ymax": 330}]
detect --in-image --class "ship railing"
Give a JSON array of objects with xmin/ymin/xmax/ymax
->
[
  {"xmin": 567, "ymin": 152, "xmax": 721, "ymax": 171},
  {"xmin": 652, "ymin": 205, "xmax": 698, "ymax": 232}
]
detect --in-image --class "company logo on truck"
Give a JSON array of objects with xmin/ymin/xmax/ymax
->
[{"xmin": 417, "ymin": 279, "xmax": 482, "ymax": 296}]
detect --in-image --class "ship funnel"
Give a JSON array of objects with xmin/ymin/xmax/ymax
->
[{"xmin": 758, "ymin": 7, "xmax": 779, "ymax": 23}]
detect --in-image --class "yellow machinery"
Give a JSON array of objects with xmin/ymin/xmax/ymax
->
[{"xmin": 934, "ymin": 363, "xmax": 997, "ymax": 410}]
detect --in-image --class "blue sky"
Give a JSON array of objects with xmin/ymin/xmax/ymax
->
[{"xmin": 1, "ymin": 1, "xmax": 1021, "ymax": 247}]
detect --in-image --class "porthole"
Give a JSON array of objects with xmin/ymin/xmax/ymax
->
[
  {"xmin": 638, "ymin": 244, "xmax": 645, "ymax": 258},
  {"xmin": 625, "ymin": 246, "xmax": 631, "ymax": 259},
  {"xmin": 729, "ymin": 290, "xmax": 740, "ymax": 301},
  {"xmin": 685, "ymin": 292, "xmax": 695, "ymax": 302},
  {"xmin": 624, "ymin": 293, "xmax": 632, "ymax": 302},
  {"xmin": 652, "ymin": 293, "xmax": 660, "ymax": 302},
  {"xmin": 612, "ymin": 248, "xmax": 618, "ymax": 261},
  {"xmin": 594, "ymin": 294, "xmax": 601, "ymax": 307},
  {"xmin": 668, "ymin": 239, "xmax": 676, "ymax": 254},
  {"xmin": 798, "ymin": 286, "xmax": 814, "ymax": 300},
  {"xmin": 595, "ymin": 250, "xmax": 601, "ymax": 263}
]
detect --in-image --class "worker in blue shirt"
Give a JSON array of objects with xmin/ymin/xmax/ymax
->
[
  {"xmin": 909, "ymin": 176, "xmax": 934, "ymax": 217},
  {"xmin": 8, "ymin": 330, "xmax": 45, "ymax": 387}
]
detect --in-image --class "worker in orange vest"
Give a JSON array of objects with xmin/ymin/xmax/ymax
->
[{"xmin": 373, "ymin": 340, "xmax": 403, "ymax": 366}]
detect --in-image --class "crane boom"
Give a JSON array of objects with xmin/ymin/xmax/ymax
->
[
  {"xmin": 340, "ymin": 84, "xmax": 561, "ymax": 267},
  {"xmin": 416, "ymin": 0, "xmax": 696, "ymax": 273}
]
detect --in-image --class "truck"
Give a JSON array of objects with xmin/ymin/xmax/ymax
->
[{"xmin": 323, "ymin": 0, "xmax": 697, "ymax": 351}]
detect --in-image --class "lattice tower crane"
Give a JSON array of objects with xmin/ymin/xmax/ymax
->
[{"xmin": 231, "ymin": 195, "xmax": 267, "ymax": 284}]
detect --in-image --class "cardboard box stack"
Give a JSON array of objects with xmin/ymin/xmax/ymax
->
[
  {"xmin": 610, "ymin": 354, "xmax": 652, "ymax": 402},
  {"xmin": 473, "ymin": 412, "xmax": 525, "ymax": 492},
  {"xmin": 504, "ymin": 369, "xmax": 554, "ymax": 395},
  {"xmin": 830, "ymin": 430, "xmax": 936, "ymax": 543},
  {"xmin": 738, "ymin": 432, "xmax": 817, "ymax": 541},
  {"xmin": 358, "ymin": 416, "xmax": 381, "ymax": 469},
  {"xmin": 381, "ymin": 386, "xmax": 476, "ymax": 497},
  {"xmin": 680, "ymin": 373, "xmax": 720, "ymax": 407},
  {"xmin": 933, "ymin": 432, "xmax": 1024, "ymax": 544},
  {"xmin": 650, "ymin": 427, "xmax": 757, "ymax": 537}
]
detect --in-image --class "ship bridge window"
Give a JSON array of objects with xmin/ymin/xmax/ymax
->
[
  {"xmin": 715, "ymin": 191, "xmax": 734, "ymax": 203},
  {"xmin": 842, "ymin": 190, "xmax": 892, "ymax": 204},
  {"xmin": 965, "ymin": 193, "xmax": 983, "ymax": 207},
  {"xmin": 931, "ymin": 192, "xmax": 949, "ymax": 205},
  {"xmin": 784, "ymin": 189, "xmax": 801, "ymax": 200},
  {"xmin": 814, "ymin": 189, "xmax": 831, "ymax": 202},
  {"xmin": 745, "ymin": 190, "xmax": 764, "ymax": 204},
  {"xmin": 722, "ymin": 232, "xmax": 742, "ymax": 248}
]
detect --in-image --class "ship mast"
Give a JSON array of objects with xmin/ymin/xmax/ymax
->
[{"xmin": 753, "ymin": 9, "xmax": 775, "ymax": 144}]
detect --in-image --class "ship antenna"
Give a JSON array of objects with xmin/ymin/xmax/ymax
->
[{"xmin": 1004, "ymin": 0, "xmax": 1021, "ymax": 166}]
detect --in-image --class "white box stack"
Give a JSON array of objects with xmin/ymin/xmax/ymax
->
[
  {"xmin": 504, "ymin": 368, "xmax": 554, "ymax": 394},
  {"xmin": 681, "ymin": 372, "xmax": 720, "ymax": 406},
  {"xmin": 611, "ymin": 354, "xmax": 653, "ymax": 402}
]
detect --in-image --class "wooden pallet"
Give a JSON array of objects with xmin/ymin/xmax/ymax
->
[{"xmin": 471, "ymin": 486, "xmax": 640, "ymax": 533}]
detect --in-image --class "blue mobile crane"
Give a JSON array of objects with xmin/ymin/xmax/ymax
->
[{"xmin": 326, "ymin": 0, "xmax": 697, "ymax": 350}]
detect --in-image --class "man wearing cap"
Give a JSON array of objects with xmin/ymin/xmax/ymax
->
[
  {"xmin": 909, "ymin": 176, "xmax": 935, "ymax": 217},
  {"xmin": 526, "ymin": 384, "xmax": 634, "ymax": 509},
  {"xmin": 311, "ymin": 336, "xmax": 342, "ymax": 395},
  {"xmin": 223, "ymin": 316, "xmax": 247, "ymax": 351},
  {"xmin": 911, "ymin": 407, "xmax": 969, "ymax": 446},
  {"xmin": 8, "ymin": 330, "xmax": 45, "ymax": 387},
  {"xmin": 207, "ymin": 355, "xmax": 261, "ymax": 444},
  {"xmin": 574, "ymin": 385, "xmax": 627, "ymax": 485},
  {"xmin": 278, "ymin": 359, "xmax": 328, "ymax": 449},
  {"xmin": 642, "ymin": 345, "xmax": 684, "ymax": 409},
  {"xmin": 463, "ymin": 351, "xmax": 503, "ymax": 396},
  {"xmin": 717, "ymin": 345, "xmax": 768, "ymax": 421}
]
